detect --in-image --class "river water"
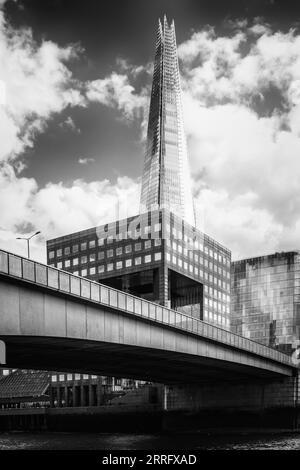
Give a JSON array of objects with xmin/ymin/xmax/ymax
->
[{"xmin": 1, "ymin": 432, "xmax": 300, "ymax": 450}]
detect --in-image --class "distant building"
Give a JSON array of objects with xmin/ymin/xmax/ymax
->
[{"xmin": 231, "ymin": 251, "xmax": 300, "ymax": 354}]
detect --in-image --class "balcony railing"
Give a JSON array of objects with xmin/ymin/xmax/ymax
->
[{"xmin": 0, "ymin": 249, "xmax": 293, "ymax": 367}]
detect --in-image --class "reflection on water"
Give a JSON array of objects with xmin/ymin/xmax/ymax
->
[{"xmin": 1, "ymin": 432, "xmax": 300, "ymax": 450}]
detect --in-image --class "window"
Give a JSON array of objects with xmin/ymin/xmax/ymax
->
[
  {"xmin": 59, "ymin": 374, "xmax": 65, "ymax": 382},
  {"xmin": 73, "ymin": 258, "xmax": 78, "ymax": 266},
  {"xmin": 73, "ymin": 244, "xmax": 78, "ymax": 253},
  {"xmin": 144, "ymin": 240, "xmax": 151, "ymax": 249},
  {"xmin": 135, "ymin": 257, "xmax": 141, "ymax": 265},
  {"xmin": 49, "ymin": 251, "xmax": 54, "ymax": 259},
  {"xmin": 178, "ymin": 258, "xmax": 182, "ymax": 267},
  {"xmin": 184, "ymin": 262, "xmax": 187, "ymax": 270},
  {"xmin": 57, "ymin": 249, "xmax": 62, "ymax": 257},
  {"xmin": 135, "ymin": 243, "xmax": 141, "ymax": 251},
  {"xmin": 64, "ymin": 246, "xmax": 70, "ymax": 255},
  {"xmin": 81, "ymin": 268, "xmax": 87, "ymax": 276},
  {"xmin": 98, "ymin": 251, "xmax": 104, "ymax": 260},
  {"xmin": 90, "ymin": 267, "xmax": 96, "ymax": 275},
  {"xmin": 73, "ymin": 270, "xmax": 79, "ymax": 276},
  {"xmin": 81, "ymin": 242, "xmax": 87, "ymax": 251},
  {"xmin": 125, "ymin": 259, "xmax": 132, "ymax": 267},
  {"xmin": 107, "ymin": 263, "xmax": 113, "ymax": 271},
  {"xmin": 125, "ymin": 245, "xmax": 132, "ymax": 253},
  {"xmin": 98, "ymin": 265, "xmax": 104, "ymax": 273},
  {"xmin": 57, "ymin": 262, "xmax": 62, "ymax": 269},
  {"xmin": 144, "ymin": 225, "xmax": 151, "ymax": 235},
  {"xmin": 172, "ymin": 255, "xmax": 177, "ymax": 265},
  {"xmin": 89, "ymin": 240, "xmax": 95, "ymax": 248},
  {"xmin": 51, "ymin": 375, "xmax": 57, "ymax": 382},
  {"xmin": 107, "ymin": 249, "xmax": 114, "ymax": 258},
  {"xmin": 166, "ymin": 253, "xmax": 170, "ymax": 262},
  {"xmin": 107, "ymin": 235, "xmax": 114, "ymax": 244},
  {"xmin": 89, "ymin": 253, "xmax": 96, "ymax": 263},
  {"xmin": 145, "ymin": 255, "xmax": 151, "ymax": 263},
  {"xmin": 154, "ymin": 238, "xmax": 161, "ymax": 246},
  {"xmin": 116, "ymin": 261, "xmax": 123, "ymax": 269},
  {"xmin": 67, "ymin": 374, "xmax": 72, "ymax": 381},
  {"xmin": 65, "ymin": 260, "xmax": 70, "ymax": 268},
  {"xmin": 81, "ymin": 256, "xmax": 87, "ymax": 264},
  {"xmin": 98, "ymin": 238, "xmax": 104, "ymax": 246},
  {"xmin": 75, "ymin": 374, "xmax": 81, "ymax": 380},
  {"xmin": 154, "ymin": 252, "xmax": 161, "ymax": 261},
  {"xmin": 83, "ymin": 374, "xmax": 89, "ymax": 380},
  {"xmin": 116, "ymin": 247, "xmax": 123, "ymax": 256},
  {"xmin": 154, "ymin": 223, "xmax": 161, "ymax": 232}
]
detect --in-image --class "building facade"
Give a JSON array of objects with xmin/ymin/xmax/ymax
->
[
  {"xmin": 140, "ymin": 16, "xmax": 195, "ymax": 226},
  {"xmin": 231, "ymin": 251, "xmax": 300, "ymax": 354},
  {"xmin": 47, "ymin": 209, "xmax": 231, "ymax": 329}
]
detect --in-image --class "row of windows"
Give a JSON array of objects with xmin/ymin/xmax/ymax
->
[
  {"xmin": 49, "ymin": 229, "xmax": 230, "ymax": 267},
  {"xmin": 204, "ymin": 285, "xmax": 230, "ymax": 303},
  {"xmin": 166, "ymin": 249, "xmax": 230, "ymax": 276},
  {"xmin": 51, "ymin": 373, "xmax": 97, "ymax": 382},
  {"xmin": 166, "ymin": 252, "xmax": 230, "ymax": 291},
  {"xmin": 203, "ymin": 311, "xmax": 230, "ymax": 327},
  {"xmin": 53, "ymin": 253, "xmax": 163, "ymax": 275},
  {"xmin": 204, "ymin": 297, "xmax": 230, "ymax": 314},
  {"xmin": 49, "ymin": 238, "xmax": 162, "ymax": 260}
]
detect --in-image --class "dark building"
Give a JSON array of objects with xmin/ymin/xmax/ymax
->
[{"xmin": 231, "ymin": 251, "xmax": 300, "ymax": 354}]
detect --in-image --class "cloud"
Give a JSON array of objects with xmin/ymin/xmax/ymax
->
[
  {"xmin": 0, "ymin": 8, "xmax": 84, "ymax": 166},
  {"xmin": 86, "ymin": 72, "xmax": 148, "ymax": 122},
  {"xmin": 177, "ymin": 21, "xmax": 300, "ymax": 258},
  {"xmin": 0, "ymin": 166, "xmax": 140, "ymax": 261},
  {"xmin": 60, "ymin": 116, "xmax": 80, "ymax": 133},
  {"xmin": 78, "ymin": 157, "xmax": 95, "ymax": 165}
]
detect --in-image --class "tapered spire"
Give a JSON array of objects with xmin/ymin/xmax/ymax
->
[{"xmin": 140, "ymin": 17, "xmax": 195, "ymax": 226}]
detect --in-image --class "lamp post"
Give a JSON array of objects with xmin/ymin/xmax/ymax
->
[{"xmin": 16, "ymin": 231, "xmax": 41, "ymax": 259}]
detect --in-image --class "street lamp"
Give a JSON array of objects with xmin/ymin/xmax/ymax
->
[{"xmin": 16, "ymin": 231, "xmax": 41, "ymax": 259}]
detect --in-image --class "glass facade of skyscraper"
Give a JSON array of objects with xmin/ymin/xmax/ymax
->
[
  {"xmin": 231, "ymin": 252, "xmax": 300, "ymax": 354},
  {"xmin": 140, "ymin": 16, "xmax": 195, "ymax": 226}
]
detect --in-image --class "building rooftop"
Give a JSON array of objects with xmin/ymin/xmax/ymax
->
[{"xmin": 0, "ymin": 370, "xmax": 50, "ymax": 400}]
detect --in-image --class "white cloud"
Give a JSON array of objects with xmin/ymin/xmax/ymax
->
[
  {"xmin": 0, "ymin": 166, "xmax": 140, "ymax": 262},
  {"xmin": 86, "ymin": 72, "xmax": 148, "ymax": 121},
  {"xmin": 78, "ymin": 157, "xmax": 95, "ymax": 165},
  {"xmin": 60, "ymin": 116, "xmax": 80, "ymax": 133},
  {"xmin": 178, "ymin": 22, "xmax": 300, "ymax": 259},
  {"xmin": 0, "ymin": 9, "xmax": 84, "ymax": 165}
]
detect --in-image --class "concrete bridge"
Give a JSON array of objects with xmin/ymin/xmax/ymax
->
[{"xmin": 0, "ymin": 249, "xmax": 299, "ymax": 430}]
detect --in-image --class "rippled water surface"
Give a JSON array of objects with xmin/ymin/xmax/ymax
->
[{"xmin": 1, "ymin": 432, "xmax": 300, "ymax": 450}]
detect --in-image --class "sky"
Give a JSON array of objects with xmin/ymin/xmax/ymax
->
[{"xmin": 1, "ymin": 0, "xmax": 300, "ymax": 262}]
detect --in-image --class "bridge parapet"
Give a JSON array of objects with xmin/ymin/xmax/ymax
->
[{"xmin": 0, "ymin": 249, "xmax": 293, "ymax": 368}]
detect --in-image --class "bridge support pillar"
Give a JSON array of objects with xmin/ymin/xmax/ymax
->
[{"xmin": 163, "ymin": 372, "xmax": 300, "ymax": 431}]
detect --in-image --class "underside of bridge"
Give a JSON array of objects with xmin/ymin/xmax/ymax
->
[{"xmin": 1, "ymin": 335, "xmax": 292, "ymax": 385}]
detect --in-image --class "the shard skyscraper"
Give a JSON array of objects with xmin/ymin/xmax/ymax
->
[{"xmin": 140, "ymin": 16, "xmax": 196, "ymax": 227}]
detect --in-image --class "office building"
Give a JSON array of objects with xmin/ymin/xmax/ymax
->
[{"xmin": 231, "ymin": 251, "xmax": 300, "ymax": 354}]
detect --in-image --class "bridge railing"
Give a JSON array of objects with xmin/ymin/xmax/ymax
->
[{"xmin": 0, "ymin": 249, "xmax": 292, "ymax": 366}]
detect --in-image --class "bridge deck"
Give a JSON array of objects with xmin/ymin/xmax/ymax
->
[{"xmin": 0, "ymin": 249, "xmax": 293, "ymax": 374}]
